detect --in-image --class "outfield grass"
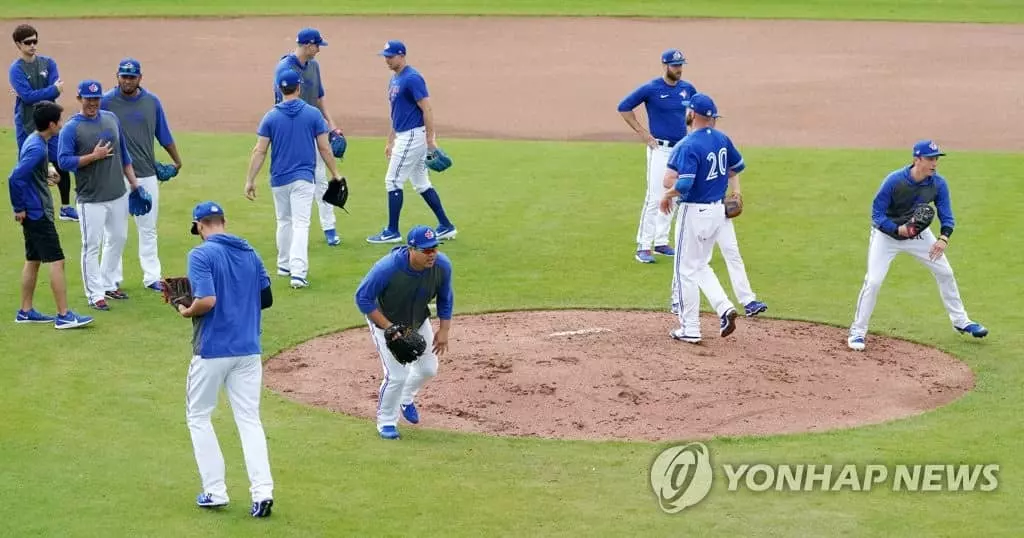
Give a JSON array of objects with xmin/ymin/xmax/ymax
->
[
  {"xmin": 0, "ymin": 133, "xmax": 1021, "ymax": 536},
  {"xmin": 3, "ymin": 0, "xmax": 1021, "ymax": 23}
]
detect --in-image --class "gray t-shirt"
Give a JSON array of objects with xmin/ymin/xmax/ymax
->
[
  {"xmin": 56, "ymin": 110, "xmax": 132, "ymax": 204},
  {"xmin": 274, "ymin": 54, "xmax": 324, "ymax": 108},
  {"xmin": 100, "ymin": 88, "xmax": 174, "ymax": 178}
]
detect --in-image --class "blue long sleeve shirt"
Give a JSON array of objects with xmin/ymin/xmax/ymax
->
[
  {"xmin": 871, "ymin": 165, "xmax": 955, "ymax": 239},
  {"xmin": 355, "ymin": 247, "xmax": 453, "ymax": 329},
  {"xmin": 9, "ymin": 55, "xmax": 61, "ymax": 159},
  {"xmin": 8, "ymin": 133, "xmax": 53, "ymax": 221}
]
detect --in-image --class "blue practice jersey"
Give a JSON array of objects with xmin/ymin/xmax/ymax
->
[
  {"xmin": 387, "ymin": 66, "xmax": 429, "ymax": 132},
  {"xmin": 666, "ymin": 127, "xmax": 745, "ymax": 203},
  {"xmin": 617, "ymin": 77, "xmax": 697, "ymax": 145}
]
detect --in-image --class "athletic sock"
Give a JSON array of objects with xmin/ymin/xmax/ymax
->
[
  {"xmin": 420, "ymin": 188, "xmax": 452, "ymax": 228},
  {"xmin": 388, "ymin": 189, "xmax": 403, "ymax": 234}
]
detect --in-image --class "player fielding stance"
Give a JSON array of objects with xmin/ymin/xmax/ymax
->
[
  {"xmin": 847, "ymin": 140, "xmax": 988, "ymax": 351},
  {"xmin": 171, "ymin": 201, "xmax": 276, "ymax": 517},
  {"xmin": 355, "ymin": 225, "xmax": 453, "ymax": 440}
]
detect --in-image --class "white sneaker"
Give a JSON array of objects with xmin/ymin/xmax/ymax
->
[
  {"xmin": 847, "ymin": 335, "xmax": 865, "ymax": 351},
  {"xmin": 670, "ymin": 328, "xmax": 701, "ymax": 344},
  {"xmin": 290, "ymin": 277, "xmax": 309, "ymax": 289}
]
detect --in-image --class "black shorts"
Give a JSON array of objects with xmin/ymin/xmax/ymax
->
[{"xmin": 22, "ymin": 217, "xmax": 64, "ymax": 263}]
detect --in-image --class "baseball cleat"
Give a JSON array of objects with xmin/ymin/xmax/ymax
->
[
  {"xmin": 435, "ymin": 224, "xmax": 457, "ymax": 240},
  {"xmin": 15, "ymin": 308, "xmax": 55, "ymax": 323},
  {"xmin": 290, "ymin": 277, "xmax": 309, "ymax": 289},
  {"xmin": 744, "ymin": 301, "xmax": 768, "ymax": 317},
  {"xmin": 847, "ymin": 335, "xmax": 866, "ymax": 351},
  {"xmin": 105, "ymin": 289, "xmax": 129, "ymax": 300},
  {"xmin": 401, "ymin": 403, "xmax": 420, "ymax": 424},
  {"xmin": 89, "ymin": 299, "xmax": 110, "ymax": 311},
  {"xmin": 719, "ymin": 308, "xmax": 738, "ymax": 337},
  {"xmin": 955, "ymin": 323, "xmax": 988, "ymax": 338},
  {"xmin": 55, "ymin": 311, "xmax": 93, "ymax": 329},
  {"xmin": 635, "ymin": 250, "xmax": 655, "ymax": 264},
  {"xmin": 670, "ymin": 328, "xmax": 702, "ymax": 344},
  {"xmin": 670, "ymin": 302, "xmax": 680, "ymax": 315},
  {"xmin": 58, "ymin": 206, "xmax": 79, "ymax": 222},
  {"xmin": 146, "ymin": 282, "xmax": 164, "ymax": 293},
  {"xmin": 196, "ymin": 492, "xmax": 228, "ymax": 508},
  {"xmin": 277, "ymin": 267, "xmax": 290, "ymax": 277},
  {"xmin": 366, "ymin": 228, "xmax": 402, "ymax": 244},
  {"xmin": 250, "ymin": 498, "xmax": 273, "ymax": 518},
  {"xmin": 324, "ymin": 229, "xmax": 341, "ymax": 246},
  {"xmin": 654, "ymin": 245, "xmax": 675, "ymax": 256},
  {"xmin": 379, "ymin": 425, "xmax": 400, "ymax": 440}
]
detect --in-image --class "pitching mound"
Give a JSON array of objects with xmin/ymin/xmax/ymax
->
[{"xmin": 264, "ymin": 310, "xmax": 973, "ymax": 442}]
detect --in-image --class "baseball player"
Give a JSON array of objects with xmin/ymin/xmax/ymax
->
[
  {"xmin": 274, "ymin": 27, "xmax": 344, "ymax": 247},
  {"xmin": 354, "ymin": 225, "xmax": 454, "ymax": 440},
  {"xmin": 659, "ymin": 93, "xmax": 743, "ymax": 344},
  {"xmin": 8, "ymin": 24, "xmax": 78, "ymax": 222},
  {"xmin": 8, "ymin": 100, "xmax": 93, "ymax": 329},
  {"xmin": 617, "ymin": 48, "xmax": 695, "ymax": 263},
  {"xmin": 101, "ymin": 57, "xmax": 182, "ymax": 292},
  {"xmin": 366, "ymin": 40, "xmax": 457, "ymax": 245},
  {"xmin": 57, "ymin": 79, "xmax": 142, "ymax": 311},
  {"xmin": 177, "ymin": 201, "xmax": 275, "ymax": 518},
  {"xmin": 246, "ymin": 69, "xmax": 343, "ymax": 289},
  {"xmin": 847, "ymin": 140, "xmax": 988, "ymax": 351}
]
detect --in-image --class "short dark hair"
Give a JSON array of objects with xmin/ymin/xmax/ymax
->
[
  {"xmin": 12, "ymin": 24, "xmax": 37, "ymax": 44},
  {"xmin": 32, "ymin": 101, "xmax": 62, "ymax": 131},
  {"xmin": 281, "ymin": 85, "xmax": 300, "ymax": 96}
]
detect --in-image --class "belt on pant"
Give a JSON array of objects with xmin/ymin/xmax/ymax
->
[{"xmin": 656, "ymin": 139, "xmax": 678, "ymax": 148}]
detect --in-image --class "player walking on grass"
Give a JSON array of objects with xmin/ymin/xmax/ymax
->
[{"xmin": 8, "ymin": 100, "xmax": 93, "ymax": 329}]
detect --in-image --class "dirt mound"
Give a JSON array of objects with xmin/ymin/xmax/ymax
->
[{"xmin": 264, "ymin": 310, "xmax": 973, "ymax": 442}]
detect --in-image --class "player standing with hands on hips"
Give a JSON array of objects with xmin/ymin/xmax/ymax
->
[
  {"xmin": 847, "ymin": 140, "xmax": 988, "ymax": 351},
  {"xmin": 57, "ymin": 80, "xmax": 144, "ymax": 311},
  {"xmin": 617, "ymin": 48, "xmax": 694, "ymax": 263},
  {"xmin": 102, "ymin": 57, "xmax": 183, "ymax": 293},
  {"xmin": 366, "ymin": 40, "xmax": 457, "ymax": 244},
  {"xmin": 175, "ymin": 201, "xmax": 276, "ymax": 518},
  {"xmin": 660, "ymin": 93, "xmax": 744, "ymax": 344},
  {"xmin": 355, "ymin": 225, "xmax": 454, "ymax": 440},
  {"xmin": 246, "ymin": 69, "xmax": 344, "ymax": 289},
  {"xmin": 274, "ymin": 27, "xmax": 344, "ymax": 247}
]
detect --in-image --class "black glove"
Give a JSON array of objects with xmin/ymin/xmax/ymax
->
[
  {"xmin": 322, "ymin": 176, "xmax": 349, "ymax": 211},
  {"xmin": 905, "ymin": 204, "xmax": 935, "ymax": 237},
  {"xmin": 384, "ymin": 323, "xmax": 426, "ymax": 365}
]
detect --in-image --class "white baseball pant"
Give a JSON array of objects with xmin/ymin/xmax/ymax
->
[
  {"xmin": 77, "ymin": 191, "xmax": 129, "ymax": 304},
  {"xmin": 185, "ymin": 354, "xmax": 274, "ymax": 505},
  {"xmin": 670, "ymin": 216, "xmax": 759, "ymax": 307},
  {"xmin": 313, "ymin": 152, "xmax": 337, "ymax": 232},
  {"xmin": 369, "ymin": 318, "xmax": 439, "ymax": 431},
  {"xmin": 850, "ymin": 227, "xmax": 972, "ymax": 338},
  {"xmin": 271, "ymin": 180, "xmax": 315, "ymax": 279},
  {"xmin": 636, "ymin": 143, "xmax": 677, "ymax": 250},
  {"xmin": 672, "ymin": 202, "xmax": 736, "ymax": 338},
  {"xmin": 386, "ymin": 127, "xmax": 433, "ymax": 193},
  {"xmin": 112, "ymin": 175, "xmax": 161, "ymax": 288}
]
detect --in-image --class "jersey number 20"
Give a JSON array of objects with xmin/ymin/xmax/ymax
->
[{"xmin": 705, "ymin": 148, "xmax": 729, "ymax": 181}]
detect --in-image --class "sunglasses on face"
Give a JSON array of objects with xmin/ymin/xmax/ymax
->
[{"xmin": 21, "ymin": 39, "xmax": 38, "ymax": 46}]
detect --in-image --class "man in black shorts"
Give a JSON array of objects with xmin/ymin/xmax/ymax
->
[{"xmin": 8, "ymin": 100, "xmax": 93, "ymax": 329}]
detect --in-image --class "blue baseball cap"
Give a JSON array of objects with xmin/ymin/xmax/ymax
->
[
  {"xmin": 191, "ymin": 201, "xmax": 225, "ymax": 235},
  {"xmin": 407, "ymin": 225, "xmax": 439, "ymax": 249},
  {"xmin": 688, "ymin": 93, "xmax": 721, "ymax": 118},
  {"xmin": 77, "ymin": 79, "xmax": 103, "ymax": 98},
  {"xmin": 117, "ymin": 58, "xmax": 141, "ymax": 77},
  {"xmin": 297, "ymin": 28, "xmax": 327, "ymax": 46},
  {"xmin": 276, "ymin": 68, "xmax": 302, "ymax": 90},
  {"xmin": 379, "ymin": 40, "xmax": 407, "ymax": 57},
  {"xmin": 912, "ymin": 139, "xmax": 946, "ymax": 158},
  {"xmin": 662, "ymin": 48, "xmax": 687, "ymax": 66}
]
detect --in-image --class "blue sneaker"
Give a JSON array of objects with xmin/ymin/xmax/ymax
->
[
  {"xmin": 956, "ymin": 323, "xmax": 988, "ymax": 338},
  {"xmin": 847, "ymin": 335, "xmax": 866, "ymax": 351},
  {"xmin": 744, "ymin": 301, "xmax": 768, "ymax": 317},
  {"xmin": 325, "ymin": 229, "xmax": 341, "ymax": 246},
  {"xmin": 654, "ymin": 245, "xmax": 675, "ymax": 256},
  {"xmin": 719, "ymin": 307, "xmax": 738, "ymax": 337},
  {"xmin": 635, "ymin": 250, "xmax": 655, "ymax": 264},
  {"xmin": 196, "ymin": 492, "xmax": 228, "ymax": 508},
  {"xmin": 401, "ymin": 403, "xmax": 420, "ymax": 424},
  {"xmin": 367, "ymin": 228, "xmax": 402, "ymax": 244},
  {"xmin": 379, "ymin": 425, "xmax": 400, "ymax": 440},
  {"xmin": 435, "ymin": 224, "xmax": 457, "ymax": 240},
  {"xmin": 58, "ymin": 206, "xmax": 79, "ymax": 222},
  {"xmin": 251, "ymin": 498, "xmax": 273, "ymax": 518},
  {"xmin": 15, "ymin": 308, "xmax": 55, "ymax": 324},
  {"xmin": 55, "ymin": 311, "xmax": 93, "ymax": 330}
]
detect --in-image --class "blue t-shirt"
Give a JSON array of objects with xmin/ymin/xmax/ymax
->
[
  {"xmin": 666, "ymin": 127, "xmax": 745, "ymax": 204},
  {"xmin": 256, "ymin": 99, "xmax": 329, "ymax": 187},
  {"xmin": 188, "ymin": 233, "xmax": 271, "ymax": 359},
  {"xmin": 388, "ymin": 66, "xmax": 429, "ymax": 132},
  {"xmin": 617, "ymin": 77, "xmax": 697, "ymax": 145}
]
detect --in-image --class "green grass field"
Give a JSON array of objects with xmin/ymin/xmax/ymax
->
[
  {"xmin": 3, "ymin": 0, "xmax": 1023, "ymax": 23},
  {"xmin": 0, "ymin": 131, "xmax": 1022, "ymax": 536}
]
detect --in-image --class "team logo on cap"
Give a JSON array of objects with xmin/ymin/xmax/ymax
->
[
  {"xmin": 89, "ymin": 83, "xmax": 98, "ymax": 92},
  {"xmin": 211, "ymin": 205, "xmax": 220, "ymax": 213},
  {"xmin": 424, "ymin": 229, "xmax": 434, "ymax": 239},
  {"xmin": 929, "ymin": 142, "xmax": 938, "ymax": 150},
  {"xmin": 673, "ymin": 51, "xmax": 683, "ymax": 61}
]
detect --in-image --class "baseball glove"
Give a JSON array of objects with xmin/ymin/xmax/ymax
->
[
  {"xmin": 322, "ymin": 176, "xmax": 349, "ymax": 211},
  {"xmin": 155, "ymin": 162, "xmax": 178, "ymax": 182},
  {"xmin": 904, "ymin": 203, "xmax": 935, "ymax": 237},
  {"xmin": 329, "ymin": 131, "xmax": 347, "ymax": 159},
  {"xmin": 384, "ymin": 323, "xmax": 426, "ymax": 365},
  {"xmin": 425, "ymin": 147, "xmax": 453, "ymax": 173},
  {"xmin": 724, "ymin": 192, "xmax": 743, "ymax": 219},
  {"xmin": 128, "ymin": 187, "xmax": 153, "ymax": 216},
  {"xmin": 161, "ymin": 276, "xmax": 193, "ymax": 311}
]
